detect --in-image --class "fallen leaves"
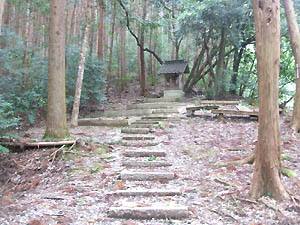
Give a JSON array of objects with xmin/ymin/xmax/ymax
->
[
  {"xmin": 114, "ymin": 181, "xmax": 126, "ymax": 190},
  {"xmin": 27, "ymin": 220, "xmax": 47, "ymax": 225}
]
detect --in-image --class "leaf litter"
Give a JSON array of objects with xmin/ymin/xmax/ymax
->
[{"xmin": 0, "ymin": 103, "xmax": 300, "ymax": 224}]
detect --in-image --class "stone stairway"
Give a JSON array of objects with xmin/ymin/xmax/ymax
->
[{"xmin": 107, "ymin": 97, "xmax": 190, "ymax": 221}]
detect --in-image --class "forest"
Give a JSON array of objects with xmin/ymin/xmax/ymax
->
[{"xmin": 0, "ymin": 0, "xmax": 300, "ymax": 224}]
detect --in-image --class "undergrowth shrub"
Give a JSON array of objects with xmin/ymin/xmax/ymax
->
[{"xmin": 0, "ymin": 28, "xmax": 106, "ymax": 131}]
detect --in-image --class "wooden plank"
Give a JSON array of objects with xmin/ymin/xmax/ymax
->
[
  {"xmin": 211, "ymin": 109, "xmax": 259, "ymax": 117},
  {"xmin": 186, "ymin": 105, "xmax": 219, "ymax": 116},
  {"xmin": 199, "ymin": 100, "xmax": 241, "ymax": 105}
]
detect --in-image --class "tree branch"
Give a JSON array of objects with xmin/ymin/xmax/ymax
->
[{"xmin": 118, "ymin": 0, "xmax": 163, "ymax": 65}]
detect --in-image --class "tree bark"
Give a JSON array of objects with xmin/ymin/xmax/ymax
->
[
  {"xmin": 148, "ymin": 28, "xmax": 153, "ymax": 86},
  {"xmin": 97, "ymin": 0, "xmax": 105, "ymax": 61},
  {"xmin": 70, "ymin": 0, "xmax": 92, "ymax": 128},
  {"xmin": 283, "ymin": 0, "xmax": 300, "ymax": 132},
  {"xmin": 69, "ymin": 0, "xmax": 78, "ymax": 45},
  {"xmin": 215, "ymin": 27, "xmax": 226, "ymax": 98},
  {"xmin": 106, "ymin": 2, "xmax": 117, "ymax": 95},
  {"xmin": 139, "ymin": 0, "xmax": 147, "ymax": 96},
  {"xmin": 120, "ymin": 23, "xmax": 127, "ymax": 91},
  {"xmin": 0, "ymin": 0, "xmax": 6, "ymax": 34},
  {"xmin": 89, "ymin": 2, "xmax": 96, "ymax": 56},
  {"xmin": 44, "ymin": 0, "xmax": 69, "ymax": 139},
  {"xmin": 250, "ymin": 0, "xmax": 289, "ymax": 201}
]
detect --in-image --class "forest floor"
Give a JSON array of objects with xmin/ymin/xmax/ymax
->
[{"xmin": 0, "ymin": 89, "xmax": 300, "ymax": 225}]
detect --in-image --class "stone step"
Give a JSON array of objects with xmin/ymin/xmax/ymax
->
[
  {"xmin": 141, "ymin": 116, "xmax": 169, "ymax": 120},
  {"xmin": 129, "ymin": 124, "xmax": 153, "ymax": 128},
  {"xmin": 152, "ymin": 109, "xmax": 179, "ymax": 114},
  {"xmin": 103, "ymin": 109, "xmax": 153, "ymax": 117},
  {"xmin": 121, "ymin": 128, "xmax": 150, "ymax": 134},
  {"xmin": 120, "ymin": 171, "xmax": 174, "ymax": 181},
  {"xmin": 121, "ymin": 141, "xmax": 159, "ymax": 147},
  {"xmin": 127, "ymin": 102, "xmax": 178, "ymax": 110},
  {"xmin": 78, "ymin": 118, "xmax": 129, "ymax": 127},
  {"xmin": 144, "ymin": 97, "xmax": 182, "ymax": 103},
  {"xmin": 122, "ymin": 135, "xmax": 155, "ymax": 141},
  {"xmin": 108, "ymin": 205, "xmax": 189, "ymax": 220},
  {"xmin": 108, "ymin": 189, "xmax": 181, "ymax": 196},
  {"xmin": 132, "ymin": 120, "xmax": 160, "ymax": 125},
  {"xmin": 123, "ymin": 150, "xmax": 166, "ymax": 157},
  {"xmin": 122, "ymin": 160, "xmax": 171, "ymax": 167}
]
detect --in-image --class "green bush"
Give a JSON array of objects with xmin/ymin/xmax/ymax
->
[
  {"xmin": 65, "ymin": 46, "xmax": 106, "ymax": 111},
  {"xmin": 0, "ymin": 28, "xmax": 106, "ymax": 127},
  {"xmin": 0, "ymin": 95, "xmax": 20, "ymax": 135}
]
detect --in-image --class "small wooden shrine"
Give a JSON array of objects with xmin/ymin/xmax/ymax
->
[{"xmin": 158, "ymin": 60, "xmax": 190, "ymax": 90}]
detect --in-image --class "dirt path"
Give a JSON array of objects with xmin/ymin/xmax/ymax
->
[{"xmin": 1, "ymin": 109, "xmax": 300, "ymax": 224}]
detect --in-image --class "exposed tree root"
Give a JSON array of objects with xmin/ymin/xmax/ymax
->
[{"xmin": 215, "ymin": 154, "xmax": 255, "ymax": 168}]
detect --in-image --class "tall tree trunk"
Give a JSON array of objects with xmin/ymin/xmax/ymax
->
[
  {"xmin": 230, "ymin": 48, "xmax": 240, "ymax": 95},
  {"xmin": 250, "ymin": 0, "xmax": 289, "ymax": 201},
  {"xmin": 70, "ymin": 0, "xmax": 92, "ymax": 127},
  {"xmin": 68, "ymin": 0, "xmax": 78, "ymax": 45},
  {"xmin": 97, "ymin": 0, "xmax": 105, "ymax": 61},
  {"xmin": 106, "ymin": 2, "xmax": 117, "ymax": 95},
  {"xmin": 44, "ymin": 0, "xmax": 69, "ymax": 139},
  {"xmin": 89, "ymin": 2, "xmax": 96, "ymax": 56},
  {"xmin": 283, "ymin": 0, "xmax": 300, "ymax": 132},
  {"xmin": 148, "ymin": 29, "xmax": 153, "ymax": 86},
  {"xmin": 152, "ymin": 28, "xmax": 158, "ymax": 82},
  {"xmin": 215, "ymin": 27, "xmax": 226, "ymax": 98},
  {"xmin": 120, "ymin": 24, "xmax": 127, "ymax": 91},
  {"xmin": 0, "ymin": 0, "xmax": 6, "ymax": 34},
  {"xmin": 3, "ymin": 0, "xmax": 9, "ymax": 28},
  {"xmin": 139, "ymin": 0, "xmax": 147, "ymax": 96}
]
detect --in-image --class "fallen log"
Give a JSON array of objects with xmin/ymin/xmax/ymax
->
[{"xmin": 0, "ymin": 140, "xmax": 76, "ymax": 151}]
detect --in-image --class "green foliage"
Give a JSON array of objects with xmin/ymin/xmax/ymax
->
[
  {"xmin": 0, "ymin": 95, "xmax": 20, "ymax": 136},
  {"xmin": 65, "ymin": 46, "xmax": 106, "ymax": 112},
  {"xmin": 281, "ymin": 168, "xmax": 297, "ymax": 178},
  {"xmin": 0, "ymin": 145, "xmax": 10, "ymax": 153},
  {"xmin": 89, "ymin": 163, "xmax": 103, "ymax": 174},
  {"xmin": 0, "ymin": 28, "xmax": 106, "ymax": 130}
]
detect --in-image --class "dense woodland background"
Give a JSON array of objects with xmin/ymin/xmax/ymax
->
[{"xmin": 0, "ymin": 0, "xmax": 299, "ymax": 135}]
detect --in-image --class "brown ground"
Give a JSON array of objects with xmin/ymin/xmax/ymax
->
[{"xmin": 0, "ymin": 89, "xmax": 300, "ymax": 225}]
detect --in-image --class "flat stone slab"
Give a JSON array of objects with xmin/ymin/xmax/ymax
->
[
  {"xmin": 144, "ymin": 97, "xmax": 182, "ymax": 103},
  {"xmin": 127, "ymin": 103, "xmax": 185, "ymax": 110},
  {"xmin": 122, "ymin": 160, "xmax": 171, "ymax": 167},
  {"xmin": 152, "ymin": 109, "xmax": 179, "ymax": 114},
  {"xmin": 129, "ymin": 124, "xmax": 152, "ymax": 128},
  {"xmin": 141, "ymin": 116, "xmax": 169, "ymax": 120},
  {"xmin": 108, "ymin": 205, "xmax": 189, "ymax": 220},
  {"xmin": 121, "ymin": 141, "xmax": 159, "ymax": 147},
  {"xmin": 103, "ymin": 109, "xmax": 153, "ymax": 117},
  {"xmin": 131, "ymin": 120, "xmax": 160, "ymax": 125},
  {"xmin": 78, "ymin": 118, "xmax": 129, "ymax": 127},
  {"xmin": 121, "ymin": 171, "xmax": 174, "ymax": 181},
  {"xmin": 108, "ymin": 189, "xmax": 181, "ymax": 196},
  {"xmin": 123, "ymin": 150, "xmax": 166, "ymax": 157},
  {"xmin": 122, "ymin": 135, "xmax": 155, "ymax": 141},
  {"xmin": 164, "ymin": 90, "xmax": 184, "ymax": 99},
  {"xmin": 121, "ymin": 128, "xmax": 150, "ymax": 134}
]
